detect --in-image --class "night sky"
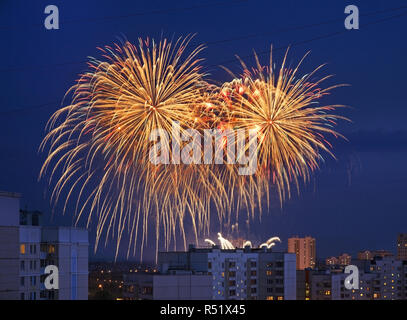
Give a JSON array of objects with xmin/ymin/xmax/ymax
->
[{"xmin": 1, "ymin": 0, "xmax": 406, "ymax": 261}]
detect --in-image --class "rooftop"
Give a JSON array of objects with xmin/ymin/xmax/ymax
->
[{"xmin": 0, "ymin": 191, "xmax": 22, "ymax": 198}]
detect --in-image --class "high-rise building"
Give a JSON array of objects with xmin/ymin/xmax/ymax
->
[
  {"xmin": 39, "ymin": 227, "xmax": 89, "ymax": 299},
  {"xmin": 155, "ymin": 245, "xmax": 296, "ymax": 300},
  {"xmin": 288, "ymin": 236, "xmax": 316, "ymax": 270},
  {"xmin": 397, "ymin": 234, "xmax": 407, "ymax": 260},
  {"xmin": 0, "ymin": 191, "xmax": 89, "ymax": 300}
]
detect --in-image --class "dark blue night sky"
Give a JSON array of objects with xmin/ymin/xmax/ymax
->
[{"xmin": 1, "ymin": 0, "xmax": 406, "ymax": 261}]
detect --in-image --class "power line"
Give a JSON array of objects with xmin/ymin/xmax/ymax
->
[
  {"xmin": 1, "ymin": 5, "xmax": 405, "ymax": 74},
  {"xmin": 210, "ymin": 10, "xmax": 407, "ymax": 68},
  {"xmin": 205, "ymin": 5, "xmax": 407, "ymax": 46},
  {"xmin": 0, "ymin": 0, "xmax": 249, "ymax": 31},
  {"xmin": 1, "ymin": 9, "xmax": 406, "ymax": 115}
]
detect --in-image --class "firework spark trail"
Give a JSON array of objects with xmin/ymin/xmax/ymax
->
[{"xmin": 40, "ymin": 37, "xmax": 348, "ymax": 259}]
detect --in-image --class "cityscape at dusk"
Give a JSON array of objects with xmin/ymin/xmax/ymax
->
[{"xmin": 1, "ymin": 0, "xmax": 407, "ymax": 309}]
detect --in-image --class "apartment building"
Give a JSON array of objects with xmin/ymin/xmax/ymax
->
[
  {"xmin": 368, "ymin": 256, "xmax": 404, "ymax": 300},
  {"xmin": 156, "ymin": 245, "xmax": 296, "ymax": 300},
  {"xmin": 288, "ymin": 236, "xmax": 316, "ymax": 270},
  {"xmin": 326, "ymin": 253, "xmax": 352, "ymax": 266},
  {"xmin": 0, "ymin": 192, "xmax": 89, "ymax": 300},
  {"xmin": 332, "ymin": 270, "xmax": 377, "ymax": 300},
  {"xmin": 303, "ymin": 256, "xmax": 407, "ymax": 300}
]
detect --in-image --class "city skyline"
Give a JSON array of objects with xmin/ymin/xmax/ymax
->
[{"xmin": 1, "ymin": 190, "xmax": 406, "ymax": 301}]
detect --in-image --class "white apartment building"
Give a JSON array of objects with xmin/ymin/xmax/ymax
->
[
  {"xmin": 0, "ymin": 192, "xmax": 89, "ymax": 300},
  {"xmin": 19, "ymin": 225, "xmax": 41, "ymax": 300},
  {"xmin": 40, "ymin": 227, "xmax": 89, "ymax": 300},
  {"xmin": 158, "ymin": 245, "xmax": 297, "ymax": 300},
  {"xmin": 208, "ymin": 249, "xmax": 258, "ymax": 299}
]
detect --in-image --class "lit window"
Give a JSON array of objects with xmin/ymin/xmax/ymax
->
[{"xmin": 20, "ymin": 244, "xmax": 26, "ymax": 254}]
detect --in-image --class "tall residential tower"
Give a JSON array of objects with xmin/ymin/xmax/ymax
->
[{"xmin": 288, "ymin": 236, "xmax": 316, "ymax": 270}]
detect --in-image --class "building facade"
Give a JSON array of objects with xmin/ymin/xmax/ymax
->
[
  {"xmin": 0, "ymin": 192, "xmax": 21, "ymax": 300},
  {"xmin": 301, "ymin": 256, "xmax": 407, "ymax": 300},
  {"xmin": 0, "ymin": 192, "xmax": 89, "ymax": 300},
  {"xmin": 157, "ymin": 246, "xmax": 296, "ymax": 300},
  {"xmin": 287, "ymin": 236, "xmax": 316, "ymax": 270},
  {"xmin": 332, "ymin": 270, "xmax": 377, "ymax": 300},
  {"xmin": 40, "ymin": 227, "xmax": 89, "ymax": 300},
  {"xmin": 123, "ymin": 272, "xmax": 212, "ymax": 300}
]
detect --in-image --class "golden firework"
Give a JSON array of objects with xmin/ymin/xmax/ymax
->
[{"xmin": 40, "ymin": 38, "xmax": 347, "ymax": 260}]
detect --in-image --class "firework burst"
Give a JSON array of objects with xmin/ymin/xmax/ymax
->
[
  {"xmin": 40, "ymin": 38, "xmax": 348, "ymax": 259},
  {"xmin": 219, "ymin": 48, "xmax": 348, "ymax": 203},
  {"xmin": 40, "ymin": 36, "xmax": 215, "ymax": 258}
]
